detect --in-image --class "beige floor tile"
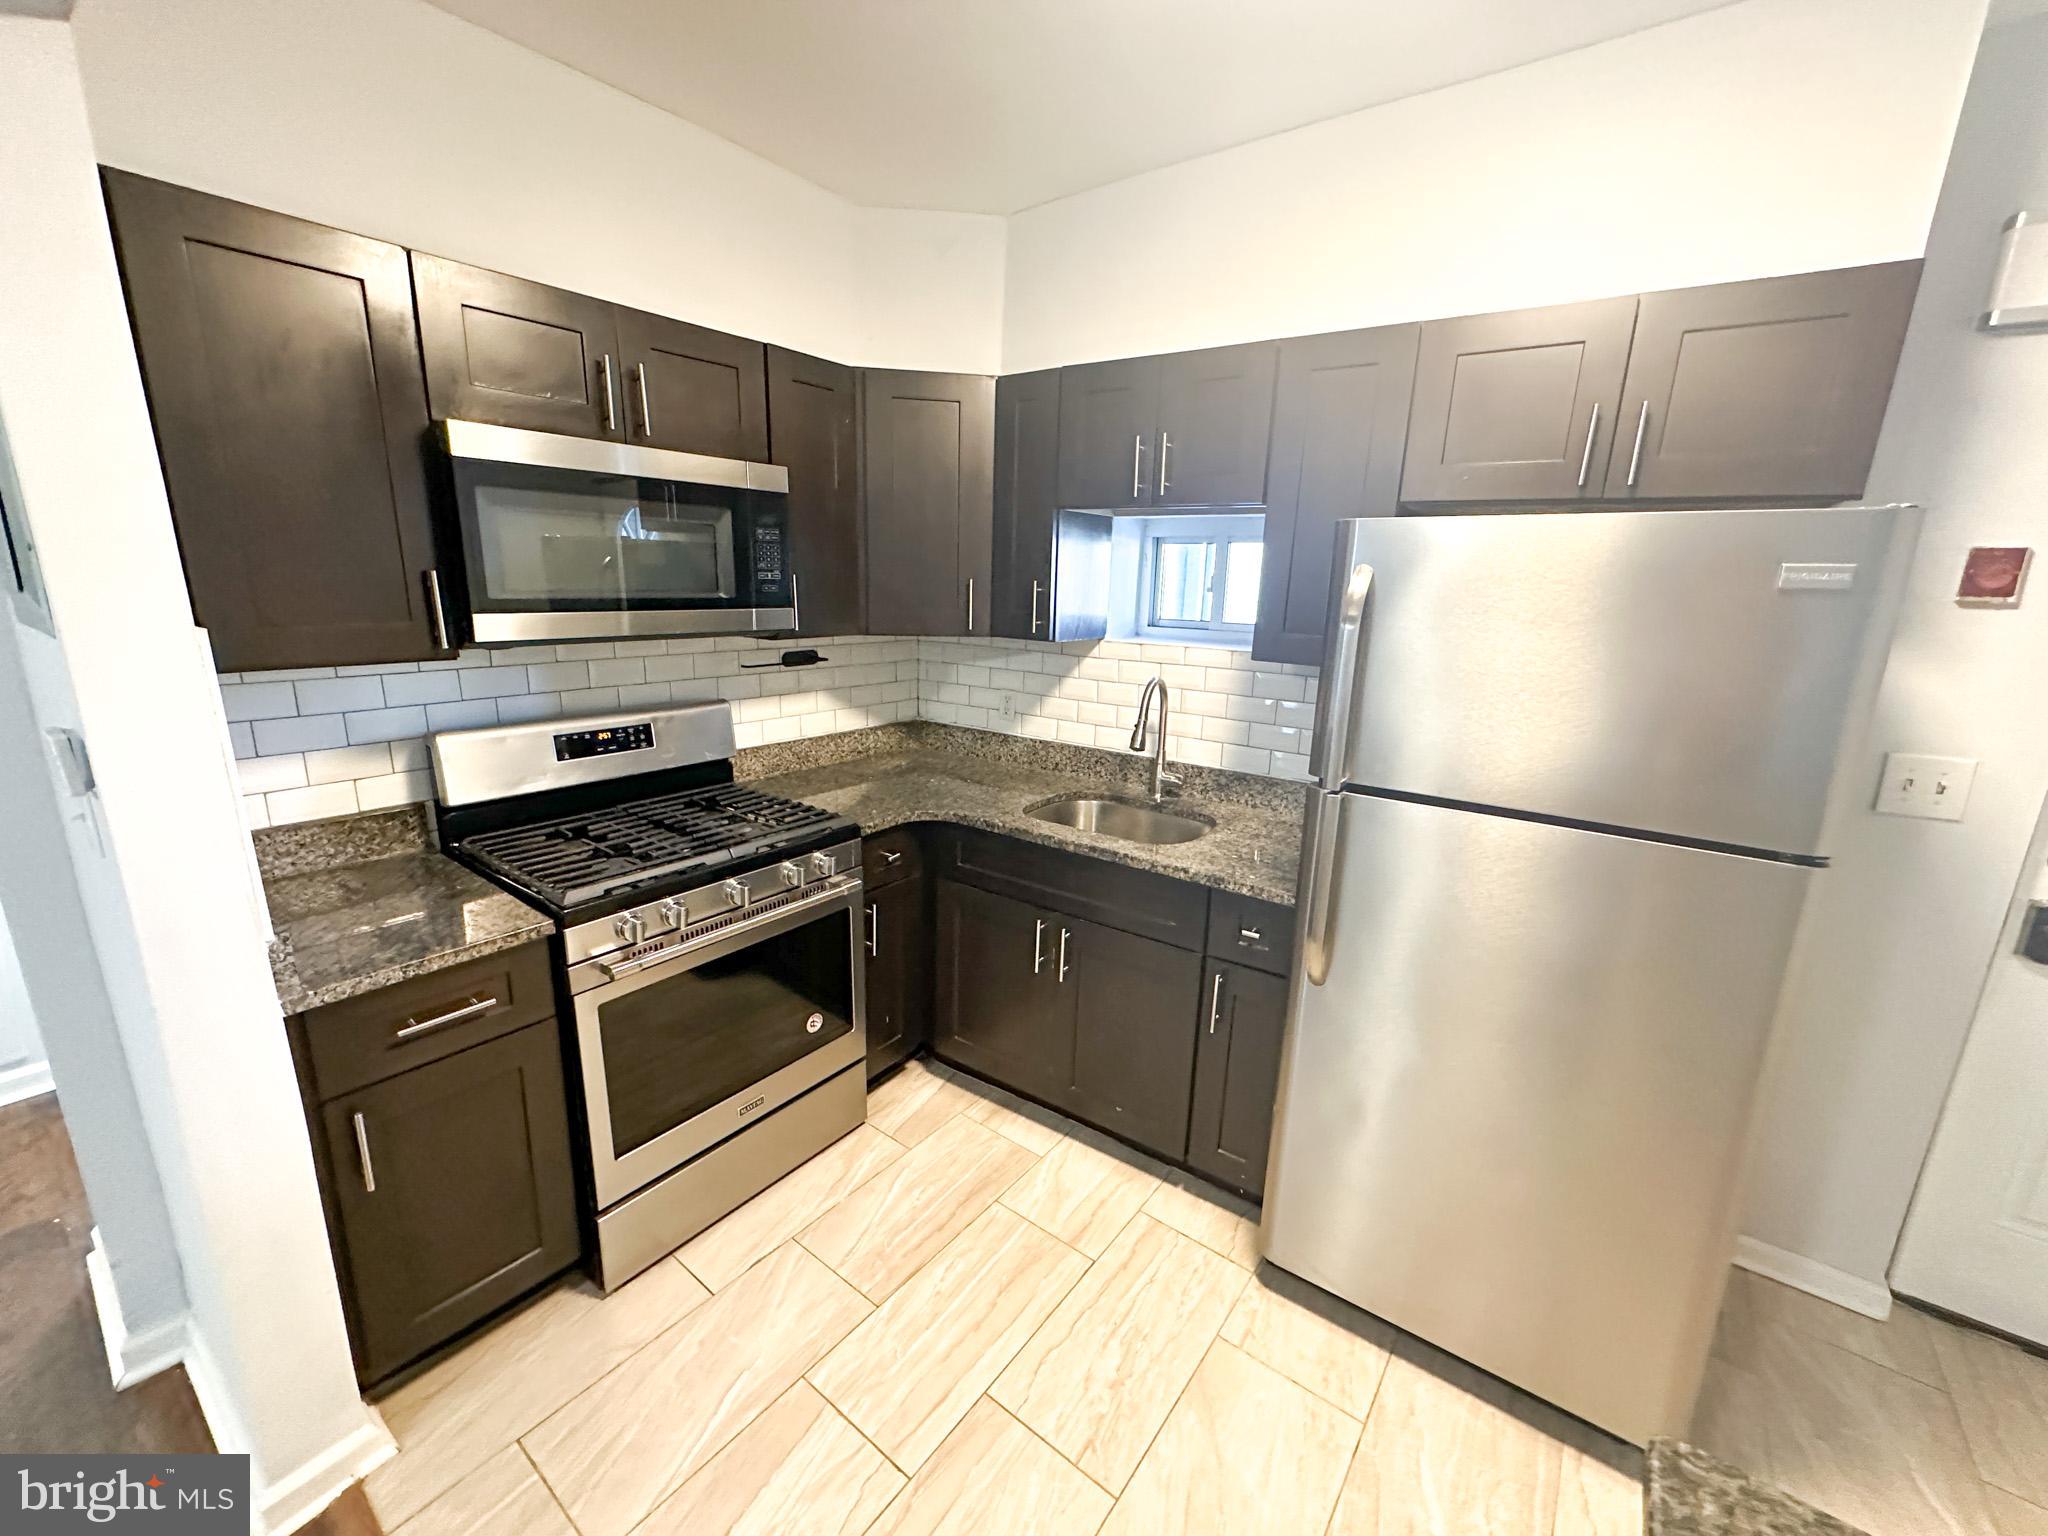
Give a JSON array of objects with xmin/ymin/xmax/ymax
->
[
  {"xmin": 867, "ymin": 1058, "xmax": 981, "ymax": 1147},
  {"xmin": 1551, "ymin": 1448, "xmax": 1644, "ymax": 1536},
  {"xmin": 1686, "ymin": 1356, "xmax": 1778, "ymax": 1485},
  {"xmin": 1990, "ymin": 1487, "xmax": 2048, "ymax": 1536},
  {"xmin": 632, "ymin": 1381, "xmax": 903, "ymax": 1536},
  {"xmin": 677, "ymin": 1124, "xmax": 906, "ymax": 1292},
  {"xmin": 522, "ymin": 1243, "xmax": 870, "ymax": 1536},
  {"xmin": 809, "ymin": 1202, "xmax": 1091, "ymax": 1472},
  {"xmin": 366, "ymin": 1261, "xmax": 709, "ymax": 1528},
  {"xmin": 1141, "ymin": 1169, "xmax": 1260, "ymax": 1268},
  {"xmin": 991, "ymin": 1212, "xmax": 1248, "ymax": 1491},
  {"xmin": 390, "ymin": 1445, "xmax": 572, "ymax": 1536},
  {"xmin": 864, "ymin": 1397, "xmax": 1113, "ymax": 1536},
  {"xmin": 957, "ymin": 1075, "xmax": 1071, "ymax": 1156},
  {"xmin": 1714, "ymin": 1267, "xmax": 1948, "ymax": 1389},
  {"xmin": 999, "ymin": 1125, "xmax": 1161, "ymax": 1258},
  {"xmin": 798, "ymin": 1113, "xmax": 1037, "ymax": 1300},
  {"xmin": 1929, "ymin": 1320, "xmax": 2048, "ymax": 1507},
  {"xmin": 1218, "ymin": 1261, "xmax": 1395, "ymax": 1419},
  {"xmin": 1101, "ymin": 1341, "xmax": 1361, "ymax": 1536},
  {"xmin": 1328, "ymin": 1342, "xmax": 1566, "ymax": 1536}
]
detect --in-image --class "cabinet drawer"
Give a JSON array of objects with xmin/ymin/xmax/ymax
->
[
  {"xmin": 934, "ymin": 827, "xmax": 1208, "ymax": 950},
  {"xmin": 862, "ymin": 827, "xmax": 923, "ymax": 889},
  {"xmin": 301, "ymin": 942, "xmax": 556, "ymax": 1100},
  {"xmin": 1205, "ymin": 892, "xmax": 1296, "ymax": 976}
]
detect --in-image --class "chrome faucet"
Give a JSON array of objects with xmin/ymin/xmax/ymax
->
[{"xmin": 1129, "ymin": 676, "xmax": 1183, "ymax": 803}]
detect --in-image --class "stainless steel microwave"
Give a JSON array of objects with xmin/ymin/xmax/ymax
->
[{"xmin": 440, "ymin": 420, "xmax": 795, "ymax": 644}]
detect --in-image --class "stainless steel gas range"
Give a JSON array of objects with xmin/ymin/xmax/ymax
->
[{"xmin": 431, "ymin": 702, "xmax": 866, "ymax": 1289}]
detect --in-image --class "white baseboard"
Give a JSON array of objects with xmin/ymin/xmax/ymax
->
[
  {"xmin": 1735, "ymin": 1234, "xmax": 1894, "ymax": 1321},
  {"xmin": 84, "ymin": 1227, "xmax": 188, "ymax": 1389},
  {"xmin": 0, "ymin": 1060, "xmax": 53, "ymax": 1109}
]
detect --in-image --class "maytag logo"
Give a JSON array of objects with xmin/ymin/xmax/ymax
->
[
  {"xmin": 3, "ymin": 1456, "xmax": 247, "ymax": 1532},
  {"xmin": 737, "ymin": 1094, "xmax": 767, "ymax": 1119},
  {"xmin": 1778, "ymin": 562, "xmax": 1858, "ymax": 591}
]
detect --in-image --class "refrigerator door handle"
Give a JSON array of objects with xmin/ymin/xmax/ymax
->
[
  {"xmin": 1309, "ymin": 529, "xmax": 1375, "ymax": 792},
  {"xmin": 1300, "ymin": 792, "xmax": 1345, "ymax": 987}
]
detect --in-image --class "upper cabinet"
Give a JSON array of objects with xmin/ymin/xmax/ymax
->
[
  {"xmin": 614, "ymin": 308, "xmax": 769, "ymax": 460},
  {"xmin": 103, "ymin": 171, "xmax": 448, "ymax": 673},
  {"xmin": 1252, "ymin": 324, "xmax": 1420, "ymax": 665},
  {"xmin": 1055, "ymin": 343, "xmax": 1277, "ymax": 510},
  {"xmin": 860, "ymin": 370, "xmax": 995, "ymax": 637},
  {"xmin": 768, "ymin": 347, "xmax": 862, "ymax": 637},
  {"xmin": 1601, "ymin": 262, "xmax": 1920, "ymax": 503},
  {"xmin": 992, "ymin": 369, "xmax": 1062, "ymax": 640}
]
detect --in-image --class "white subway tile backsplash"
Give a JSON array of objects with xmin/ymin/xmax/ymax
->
[
  {"xmin": 220, "ymin": 682, "xmax": 300, "ymax": 721},
  {"xmin": 458, "ymin": 668, "xmax": 529, "ymax": 700},
  {"xmin": 238, "ymin": 754, "xmax": 308, "ymax": 794},
  {"xmin": 380, "ymin": 671, "xmax": 463, "ymax": 707},
  {"xmin": 616, "ymin": 683, "xmax": 671, "ymax": 709},
  {"xmin": 426, "ymin": 699, "xmax": 498, "ymax": 732},
  {"xmin": 1274, "ymin": 700, "xmax": 1316, "ymax": 731},
  {"xmin": 239, "ymin": 667, "xmax": 337, "ymax": 683},
  {"xmin": 252, "ymin": 714, "xmax": 348, "ymax": 755},
  {"xmin": 228, "ymin": 722, "xmax": 256, "ymax": 759},
  {"xmin": 356, "ymin": 769, "xmax": 434, "ymax": 810},
  {"xmin": 304, "ymin": 743, "xmax": 392, "ymax": 786},
  {"xmin": 1249, "ymin": 723, "xmax": 1308, "ymax": 753},
  {"xmin": 267, "ymin": 781, "xmax": 360, "ymax": 823},
  {"xmin": 559, "ymin": 687, "xmax": 621, "ymax": 714},
  {"xmin": 496, "ymin": 693, "xmax": 562, "ymax": 724},
  {"xmin": 294, "ymin": 676, "xmax": 387, "ymax": 714},
  {"xmin": 1224, "ymin": 696, "xmax": 1277, "ymax": 724},
  {"xmin": 336, "ymin": 661, "xmax": 412, "ymax": 677},
  {"xmin": 490, "ymin": 646, "xmax": 543, "ymax": 666},
  {"xmin": 526, "ymin": 660, "xmax": 590, "ymax": 693},
  {"xmin": 344, "ymin": 705, "xmax": 429, "ymax": 744},
  {"xmin": 1219, "ymin": 744, "xmax": 1271, "ymax": 774},
  {"xmin": 553, "ymin": 642, "xmax": 617, "ymax": 661},
  {"xmin": 589, "ymin": 658, "xmax": 645, "ymax": 687},
  {"xmin": 389, "ymin": 738, "xmax": 431, "ymax": 773}
]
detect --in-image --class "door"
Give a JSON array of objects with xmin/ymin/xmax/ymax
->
[
  {"xmin": 1057, "ymin": 356, "xmax": 1161, "ymax": 509},
  {"xmin": 1057, "ymin": 915, "xmax": 1203, "ymax": 1157},
  {"xmin": 1604, "ymin": 262, "xmax": 1920, "ymax": 502},
  {"xmin": 1263, "ymin": 791, "xmax": 1812, "ymax": 1443},
  {"xmin": 1154, "ymin": 342, "xmax": 1278, "ymax": 507},
  {"xmin": 615, "ymin": 308, "xmax": 770, "ymax": 461},
  {"xmin": 934, "ymin": 879, "xmax": 1066, "ymax": 1099},
  {"xmin": 992, "ymin": 369, "xmax": 1062, "ymax": 639},
  {"xmin": 864, "ymin": 877, "xmax": 930, "ymax": 1081},
  {"xmin": 861, "ymin": 370, "xmax": 995, "ymax": 636},
  {"xmin": 1251, "ymin": 324, "xmax": 1420, "ymax": 665},
  {"xmin": 1312, "ymin": 506, "xmax": 1913, "ymax": 855},
  {"xmin": 322, "ymin": 1023, "xmax": 578, "ymax": 1382},
  {"xmin": 412, "ymin": 252, "xmax": 623, "ymax": 438},
  {"xmin": 768, "ymin": 347, "xmax": 862, "ymax": 636},
  {"xmin": 102, "ymin": 171, "xmax": 447, "ymax": 672},
  {"xmin": 1400, "ymin": 296, "xmax": 1636, "ymax": 503},
  {"xmin": 1187, "ymin": 961, "xmax": 1288, "ymax": 1198}
]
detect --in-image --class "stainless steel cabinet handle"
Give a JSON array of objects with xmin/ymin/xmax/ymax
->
[
  {"xmin": 965, "ymin": 577, "xmax": 976, "ymax": 633},
  {"xmin": 1208, "ymin": 971, "xmax": 1225, "ymax": 1034},
  {"xmin": 1625, "ymin": 400, "xmax": 1650, "ymax": 489},
  {"xmin": 352, "ymin": 1112, "xmax": 376, "ymax": 1194},
  {"xmin": 866, "ymin": 903, "xmax": 878, "ymax": 957},
  {"xmin": 424, "ymin": 568, "xmax": 451, "ymax": 651},
  {"xmin": 394, "ymin": 994, "xmax": 499, "ymax": 1040},
  {"xmin": 1131, "ymin": 434, "xmax": 1144, "ymax": 500},
  {"xmin": 600, "ymin": 354, "xmax": 618, "ymax": 432},
  {"xmin": 1033, "ymin": 917, "xmax": 1048, "ymax": 974},
  {"xmin": 1057, "ymin": 927, "xmax": 1070, "ymax": 984},
  {"xmin": 1238, "ymin": 926, "xmax": 1262, "ymax": 943},
  {"xmin": 635, "ymin": 361, "xmax": 654, "ymax": 439},
  {"xmin": 1576, "ymin": 401, "xmax": 1601, "ymax": 490},
  {"xmin": 880, "ymin": 850, "xmax": 903, "ymax": 866},
  {"xmin": 1030, "ymin": 579, "xmax": 1043, "ymax": 635},
  {"xmin": 1158, "ymin": 432, "xmax": 1172, "ymax": 497}
]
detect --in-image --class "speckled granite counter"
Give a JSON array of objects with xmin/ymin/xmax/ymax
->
[
  {"xmin": 1647, "ymin": 1441, "xmax": 1863, "ymax": 1535},
  {"xmin": 740, "ymin": 722, "xmax": 1307, "ymax": 906},
  {"xmin": 256, "ymin": 807, "xmax": 551, "ymax": 1014}
]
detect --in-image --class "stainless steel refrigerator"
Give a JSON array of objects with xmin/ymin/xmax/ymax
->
[{"xmin": 1259, "ymin": 505, "xmax": 1918, "ymax": 1445}]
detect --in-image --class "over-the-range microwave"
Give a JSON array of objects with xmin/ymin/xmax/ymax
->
[{"xmin": 439, "ymin": 419, "xmax": 795, "ymax": 645}]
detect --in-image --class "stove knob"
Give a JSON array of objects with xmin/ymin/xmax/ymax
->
[
  {"xmin": 614, "ymin": 911, "xmax": 646, "ymax": 945},
  {"xmin": 722, "ymin": 878, "xmax": 750, "ymax": 909},
  {"xmin": 658, "ymin": 897, "xmax": 685, "ymax": 928},
  {"xmin": 779, "ymin": 860, "xmax": 806, "ymax": 889},
  {"xmin": 810, "ymin": 851, "xmax": 838, "ymax": 879}
]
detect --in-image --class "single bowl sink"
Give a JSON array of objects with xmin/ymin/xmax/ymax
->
[{"xmin": 1026, "ymin": 795, "xmax": 1213, "ymax": 845}]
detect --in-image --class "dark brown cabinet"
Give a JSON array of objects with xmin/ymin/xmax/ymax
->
[
  {"xmin": 317, "ymin": 1020, "xmax": 577, "ymax": 1384},
  {"xmin": 934, "ymin": 879, "xmax": 1063, "ymax": 1098},
  {"xmin": 1056, "ymin": 916, "xmax": 1203, "ymax": 1157},
  {"xmin": 103, "ymin": 171, "xmax": 447, "ymax": 673},
  {"xmin": 1251, "ymin": 324, "xmax": 1421, "ymax": 664},
  {"xmin": 1056, "ymin": 344, "xmax": 1277, "ymax": 510},
  {"xmin": 992, "ymin": 369, "xmax": 1063, "ymax": 640},
  {"xmin": 768, "ymin": 347, "xmax": 863, "ymax": 636},
  {"xmin": 615, "ymin": 308, "xmax": 770, "ymax": 460},
  {"xmin": 1056, "ymin": 357, "xmax": 1159, "ymax": 510},
  {"xmin": 863, "ymin": 857, "xmax": 930, "ymax": 1082},
  {"xmin": 860, "ymin": 370, "xmax": 995, "ymax": 637},
  {"xmin": 1186, "ymin": 961, "xmax": 1289, "ymax": 1198},
  {"xmin": 1602, "ymin": 262, "xmax": 1919, "ymax": 503}
]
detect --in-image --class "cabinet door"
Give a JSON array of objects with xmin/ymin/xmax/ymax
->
[
  {"xmin": 411, "ymin": 252, "xmax": 623, "ymax": 438},
  {"xmin": 861, "ymin": 370, "xmax": 995, "ymax": 636},
  {"xmin": 615, "ymin": 308, "xmax": 770, "ymax": 460},
  {"xmin": 934, "ymin": 879, "xmax": 1066, "ymax": 1099},
  {"xmin": 1603, "ymin": 262, "xmax": 1920, "ymax": 503},
  {"xmin": 768, "ymin": 347, "xmax": 862, "ymax": 636},
  {"xmin": 1057, "ymin": 356, "xmax": 1161, "ymax": 509},
  {"xmin": 864, "ymin": 877, "xmax": 930, "ymax": 1081},
  {"xmin": 992, "ymin": 369, "xmax": 1062, "ymax": 640},
  {"xmin": 1252, "ymin": 325, "xmax": 1420, "ymax": 664},
  {"xmin": 321, "ymin": 1023, "xmax": 577, "ymax": 1382},
  {"xmin": 1155, "ymin": 343, "xmax": 1278, "ymax": 508},
  {"xmin": 1400, "ymin": 297, "xmax": 1637, "ymax": 504},
  {"xmin": 1186, "ymin": 962, "xmax": 1288, "ymax": 1198},
  {"xmin": 1057, "ymin": 916, "xmax": 1203, "ymax": 1159},
  {"xmin": 102, "ymin": 171, "xmax": 446, "ymax": 673}
]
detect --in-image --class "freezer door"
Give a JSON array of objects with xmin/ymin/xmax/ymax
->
[
  {"xmin": 1308, "ymin": 505, "xmax": 1910, "ymax": 856},
  {"xmin": 1262, "ymin": 791, "xmax": 1812, "ymax": 1443}
]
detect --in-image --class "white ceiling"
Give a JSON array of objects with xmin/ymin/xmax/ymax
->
[{"xmin": 423, "ymin": 0, "xmax": 1744, "ymax": 214}]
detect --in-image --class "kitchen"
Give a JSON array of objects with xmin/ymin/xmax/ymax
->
[{"xmin": 2, "ymin": 2, "xmax": 2046, "ymax": 1534}]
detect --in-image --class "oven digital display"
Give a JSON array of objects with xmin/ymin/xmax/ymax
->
[{"xmin": 555, "ymin": 722, "xmax": 655, "ymax": 761}]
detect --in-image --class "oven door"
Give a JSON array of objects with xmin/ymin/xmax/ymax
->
[
  {"xmin": 570, "ymin": 878, "xmax": 865, "ymax": 1209},
  {"xmin": 443, "ymin": 419, "xmax": 795, "ymax": 644}
]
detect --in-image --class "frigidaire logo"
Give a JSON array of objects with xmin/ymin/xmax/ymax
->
[{"xmin": 3, "ymin": 1455, "xmax": 247, "ymax": 1532}]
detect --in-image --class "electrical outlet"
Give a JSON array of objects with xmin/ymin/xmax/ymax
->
[
  {"xmin": 999, "ymin": 693, "xmax": 1016, "ymax": 719},
  {"xmin": 1874, "ymin": 753, "xmax": 1977, "ymax": 822}
]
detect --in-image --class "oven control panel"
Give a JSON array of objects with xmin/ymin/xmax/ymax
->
[{"xmin": 555, "ymin": 721, "xmax": 654, "ymax": 761}]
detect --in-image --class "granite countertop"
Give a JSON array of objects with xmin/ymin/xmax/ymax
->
[
  {"xmin": 741, "ymin": 722, "xmax": 1307, "ymax": 907},
  {"xmin": 257, "ymin": 808, "xmax": 551, "ymax": 1014},
  {"xmin": 1646, "ymin": 1440, "xmax": 1863, "ymax": 1534}
]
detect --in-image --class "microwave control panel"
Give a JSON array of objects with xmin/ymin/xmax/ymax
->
[{"xmin": 751, "ymin": 514, "xmax": 790, "ymax": 599}]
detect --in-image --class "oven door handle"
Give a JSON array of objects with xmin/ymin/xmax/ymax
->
[{"xmin": 597, "ymin": 876, "xmax": 861, "ymax": 981}]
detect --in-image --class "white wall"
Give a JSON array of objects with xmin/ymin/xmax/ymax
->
[
  {"xmin": 69, "ymin": 0, "xmax": 1005, "ymax": 373},
  {"xmin": 0, "ymin": 904, "xmax": 48, "ymax": 1103},
  {"xmin": 1001, "ymin": 0, "xmax": 1985, "ymax": 371},
  {"xmin": 1742, "ymin": 11, "xmax": 2048, "ymax": 1292},
  {"xmin": 0, "ymin": 16, "xmax": 385, "ymax": 1528}
]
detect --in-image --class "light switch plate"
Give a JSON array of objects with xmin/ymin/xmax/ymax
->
[{"xmin": 1874, "ymin": 753, "xmax": 1977, "ymax": 821}]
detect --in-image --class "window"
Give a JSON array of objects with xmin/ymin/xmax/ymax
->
[{"xmin": 1132, "ymin": 515, "xmax": 1263, "ymax": 646}]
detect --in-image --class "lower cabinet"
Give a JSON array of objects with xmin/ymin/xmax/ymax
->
[
  {"xmin": 934, "ymin": 879, "xmax": 1065, "ymax": 1099},
  {"xmin": 864, "ymin": 874, "xmax": 931, "ymax": 1081},
  {"xmin": 1186, "ymin": 961, "xmax": 1290, "ymax": 1199}
]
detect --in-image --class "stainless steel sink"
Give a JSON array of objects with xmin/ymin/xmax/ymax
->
[{"xmin": 1026, "ymin": 795, "xmax": 1213, "ymax": 845}]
